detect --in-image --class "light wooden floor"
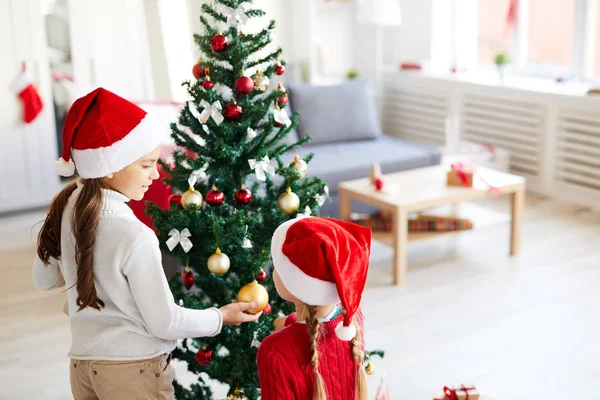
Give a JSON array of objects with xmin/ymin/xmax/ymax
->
[{"xmin": 1, "ymin": 195, "xmax": 599, "ymax": 400}]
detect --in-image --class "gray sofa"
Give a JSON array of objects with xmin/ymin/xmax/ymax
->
[{"xmin": 283, "ymin": 79, "xmax": 441, "ymax": 217}]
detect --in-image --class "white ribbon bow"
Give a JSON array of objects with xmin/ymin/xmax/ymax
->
[
  {"xmin": 242, "ymin": 225, "xmax": 253, "ymax": 248},
  {"xmin": 189, "ymin": 100, "xmax": 223, "ymax": 125},
  {"xmin": 221, "ymin": 4, "xmax": 249, "ymax": 26},
  {"xmin": 166, "ymin": 229, "xmax": 193, "ymax": 253},
  {"xmin": 248, "ymin": 156, "xmax": 275, "ymax": 181},
  {"xmin": 242, "ymin": 237, "xmax": 253, "ymax": 249},
  {"xmin": 314, "ymin": 185, "xmax": 329, "ymax": 207},
  {"xmin": 251, "ymin": 331, "xmax": 262, "ymax": 349},
  {"xmin": 247, "ymin": 127, "xmax": 257, "ymax": 139},
  {"xmin": 273, "ymin": 108, "xmax": 292, "ymax": 127},
  {"xmin": 189, "ymin": 162, "xmax": 209, "ymax": 186},
  {"xmin": 301, "ymin": 206, "xmax": 312, "ymax": 216}
]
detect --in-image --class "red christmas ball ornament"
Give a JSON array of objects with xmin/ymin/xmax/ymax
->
[
  {"xmin": 375, "ymin": 177, "xmax": 385, "ymax": 192},
  {"xmin": 256, "ymin": 269, "xmax": 267, "ymax": 282},
  {"xmin": 169, "ymin": 194, "xmax": 182, "ymax": 206},
  {"xmin": 275, "ymin": 62, "xmax": 285, "ymax": 76},
  {"xmin": 224, "ymin": 101, "xmax": 242, "ymax": 121},
  {"xmin": 192, "ymin": 63, "xmax": 203, "ymax": 79},
  {"xmin": 206, "ymin": 185, "xmax": 224, "ymax": 206},
  {"xmin": 235, "ymin": 75, "xmax": 254, "ymax": 95},
  {"xmin": 235, "ymin": 185, "xmax": 252, "ymax": 207},
  {"xmin": 264, "ymin": 303, "xmax": 272, "ymax": 314},
  {"xmin": 210, "ymin": 32, "xmax": 229, "ymax": 52},
  {"xmin": 278, "ymin": 93, "xmax": 288, "ymax": 106},
  {"xmin": 182, "ymin": 267, "xmax": 195, "ymax": 290},
  {"xmin": 203, "ymin": 76, "xmax": 214, "ymax": 90},
  {"xmin": 195, "ymin": 347, "xmax": 213, "ymax": 366}
]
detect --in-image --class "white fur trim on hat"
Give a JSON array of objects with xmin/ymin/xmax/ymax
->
[
  {"xmin": 71, "ymin": 114, "xmax": 168, "ymax": 179},
  {"xmin": 56, "ymin": 157, "xmax": 75, "ymax": 177},
  {"xmin": 335, "ymin": 321, "xmax": 357, "ymax": 341},
  {"xmin": 271, "ymin": 217, "xmax": 341, "ymax": 306}
]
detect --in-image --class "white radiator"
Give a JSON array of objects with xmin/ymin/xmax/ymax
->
[
  {"xmin": 460, "ymin": 93, "xmax": 544, "ymax": 188},
  {"xmin": 555, "ymin": 108, "xmax": 600, "ymax": 200},
  {"xmin": 383, "ymin": 72, "xmax": 600, "ymax": 209},
  {"xmin": 383, "ymin": 84, "xmax": 451, "ymax": 146}
]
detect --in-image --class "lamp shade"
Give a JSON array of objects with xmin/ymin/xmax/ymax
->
[{"xmin": 357, "ymin": 0, "xmax": 402, "ymax": 26}]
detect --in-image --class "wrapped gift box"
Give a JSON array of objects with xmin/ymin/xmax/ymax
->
[{"xmin": 447, "ymin": 167, "xmax": 474, "ymax": 187}]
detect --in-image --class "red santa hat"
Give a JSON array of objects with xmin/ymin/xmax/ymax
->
[
  {"xmin": 56, "ymin": 87, "xmax": 167, "ymax": 179},
  {"xmin": 271, "ymin": 216, "xmax": 372, "ymax": 341}
]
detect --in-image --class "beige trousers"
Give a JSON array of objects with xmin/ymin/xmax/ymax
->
[{"xmin": 70, "ymin": 353, "xmax": 175, "ymax": 400}]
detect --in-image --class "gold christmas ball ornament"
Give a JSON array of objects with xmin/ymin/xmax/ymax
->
[
  {"xmin": 289, "ymin": 154, "xmax": 308, "ymax": 179},
  {"xmin": 278, "ymin": 187, "xmax": 300, "ymax": 215},
  {"xmin": 207, "ymin": 248, "xmax": 230, "ymax": 275},
  {"xmin": 227, "ymin": 389, "xmax": 248, "ymax": 400},
  {"xmin": 237, "ymin": 281, "xmax": 269, "ymax": 314},
  {"xmin": 181, "ymin": 187, "xmax": 204, "ymax": 210},
  {"xmin": 251, "ymin": 70, "xmax": 269, "ymax": 93},
  {"xmin": 365, "ymin": 362, "xmax": 375, "ymax": 375}
]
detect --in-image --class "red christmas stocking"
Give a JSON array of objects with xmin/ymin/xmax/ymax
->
[{"xmin": 11, "ymin": 71, "xmax": 44, "ymax": 123}]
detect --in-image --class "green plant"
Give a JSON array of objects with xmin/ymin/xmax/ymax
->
[
  {"xmin": 494, "ymin": 52, "xmax": 511, "ymax": 66},
  {"xmin": 346, "ymin": 69, "xmax": 359, "ymax": 79}
]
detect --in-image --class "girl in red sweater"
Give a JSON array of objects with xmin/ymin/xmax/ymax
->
[{"xmin": 257, "ymin": 216, "xmax": 372, "ymax": 400}]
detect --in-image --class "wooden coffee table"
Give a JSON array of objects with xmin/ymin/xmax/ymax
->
[{"xmin": 338, "ymin": 165, "xmax": 526, "ymax": 285}]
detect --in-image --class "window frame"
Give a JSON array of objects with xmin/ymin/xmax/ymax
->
[{"xmin": 469, "ymin": 0, "xmax": 600, "ymax": 80}]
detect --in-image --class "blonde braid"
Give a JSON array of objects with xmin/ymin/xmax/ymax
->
[
  {"xmin": 350, "ymin": 319, "xmax": 368, "ymax": 400},
  {"xmin": 306, "ymin": 305, "xmax": 327, "ymax": 400}
]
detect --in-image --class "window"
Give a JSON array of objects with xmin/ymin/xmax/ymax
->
[
  {"xmin": 526, "ymin": 0, "xmax": 575, "ymax": 68},
  {"xmin": 471, "ymin": 0, "xmax": 600, "ymax": 79},
  {"xmin": 477, "ymin": 0, "xmax": 512, "ymax": 65},
  {"xmin": 595, "ymin": 2, "xmax": 600, "ymax": 75}
]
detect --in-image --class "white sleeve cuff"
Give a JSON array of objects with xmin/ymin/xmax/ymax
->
[{"xmin": 207, "ymin": 307, "xmax": 223, "ymax": 337}]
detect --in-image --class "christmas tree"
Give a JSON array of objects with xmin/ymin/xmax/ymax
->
[{"xmin": 147, "ymin": 1, "xmax": 329, "ymax": 399}]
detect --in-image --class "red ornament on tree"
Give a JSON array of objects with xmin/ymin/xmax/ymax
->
[
  {"xmin": 203, "ymin": 76, "xmax": 214, "ymax": 90},
  {"xmin": 275, "ymin": 62, "xmax": 285, "ymax": 75},
  {"xmin": 192, "ymin": 63, "xmax": 203, "ymax": 79},
  {"xmin": 264, "ymin": 303, "xmax": 272, "ymax": 314},
  {"xmin": 235, "ymin": 75, "xmax": 254, "ymax": 95},
  {"xmin": 195, "ymin": 347, "xmax": 213, "ymax": 366},
  {"xmin": 210, "ymin": 32, "xmax": 229, "ymax": 52},
  {"xmin": 182, "ymin": 267, "xmax": 195, "ymax": 290},
  {"xmin": 224, "ymin": 101, "xmax": 242, "ymax": 121},
  {"xmin": 235, "ymin": 185, "xmax": 252, "ymax": 207},
  {"xmin": 256, "ymin": 269, "xmax": 267, "ymax": 281},
  {"xmin": 278, "ymin": 93, "xmax": 288, "ymax": 106},
  {"xmin": 206, "ymin": 185, "xmax": 224, "ymax": 206},
  {"xmin": 169, "ymin": 194, "xmax": 182, "ymax": 206},
  {"xmin": 375, "ymin": 177, "xmax": 385, "ymax": 192},
  {"xmin": 277, "ymin": 82, "xmax": 288, "ymax": 106}
]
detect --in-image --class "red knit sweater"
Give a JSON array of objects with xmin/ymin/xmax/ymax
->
[{"xmin": 257, "ymin": 308, "xmax": 364, "ymax": 400}]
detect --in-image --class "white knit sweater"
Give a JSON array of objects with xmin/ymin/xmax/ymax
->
[{"xmin": 32, "ymin": 183, "xmax": 222, "ymax": 360}]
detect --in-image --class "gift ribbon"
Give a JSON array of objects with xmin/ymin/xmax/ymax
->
[
  {"xmin": 441, "ymin": 384, "xmax": 478, "ymax": 400},
  {"xmin": 314, "ymin": 186, "xmax": 329, "ymax": 206},
  {"xmin": 248, "ymin": 156, "xmax": 275, "ymax": 181},
  {"xmin": 273, "ymin": 107, "xmax": 292, "ymax": 127},
  {"xmin": 188, "ymin": 100, "xmax": 224, "ymax": 125},
  {"xmin": 166, "ymin": 229, "xmax": 193, "ymax": 253},
  {"xmin": 221, "ymin": 4, "xmax": 249, "ymax": 26},
  {"xmin": 450, "ymin": 162, "xmax": 500, "ymax": 195}
]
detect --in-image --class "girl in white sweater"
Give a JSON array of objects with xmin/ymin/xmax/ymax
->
[{"xmin": 32, "ymin": 88, "xmax": 260, "ymax": 400}]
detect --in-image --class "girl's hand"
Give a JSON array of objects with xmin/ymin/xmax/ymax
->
[{"xmin": 219, "ymin": 301, "xmax": 262, "ymax": 326}]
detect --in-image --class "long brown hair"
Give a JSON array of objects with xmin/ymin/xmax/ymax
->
[
  {"xmin": 305, "ymin": 305, "xmax": 368, "ymax": 400},
  {"xmin": 37, "ymin": 178, "xmax": 105, "ymax": 311}
]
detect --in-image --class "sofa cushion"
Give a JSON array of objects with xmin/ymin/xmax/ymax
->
[
  {"xmin": 289, "ymin": 136, "xmax": 441, "ymax": 195},
  {"xmin": 289, "ymin": 79, "xmax": 382, "ymax": 145}
]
